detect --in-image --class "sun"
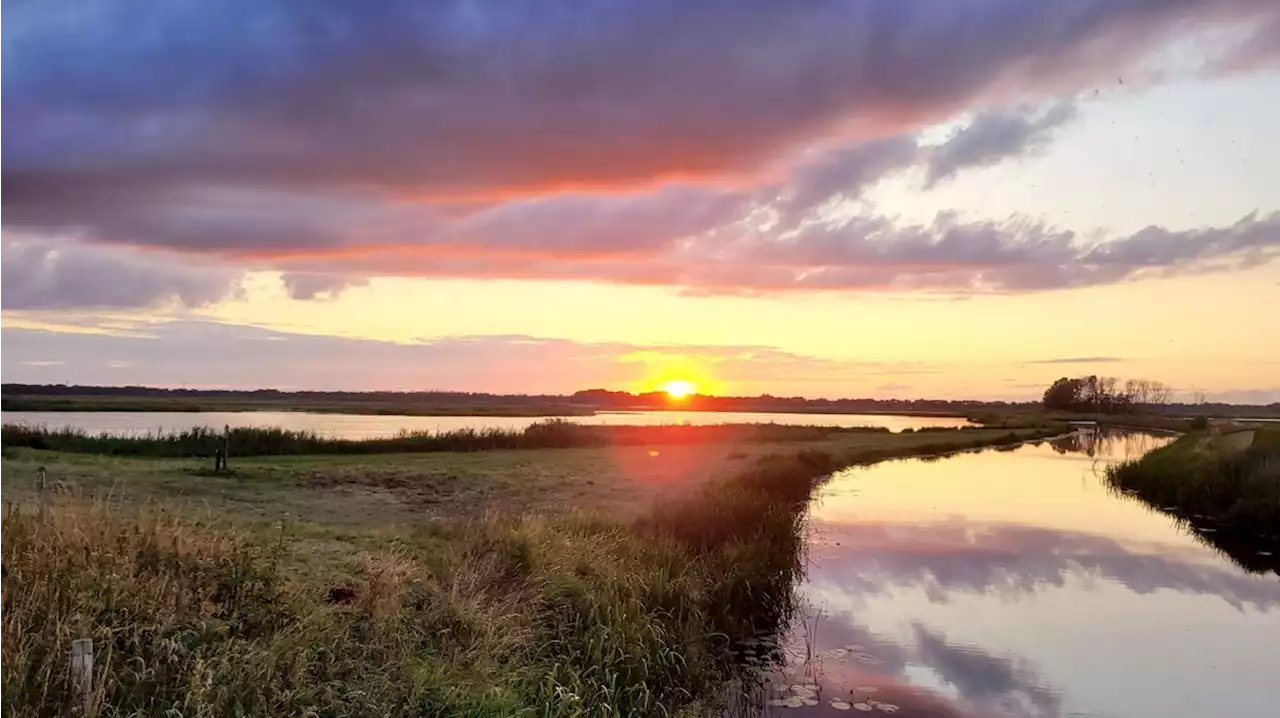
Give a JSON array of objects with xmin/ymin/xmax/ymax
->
[{"xmin": 661, "ymin": 379, "xmax": 697, "ymax": 399}]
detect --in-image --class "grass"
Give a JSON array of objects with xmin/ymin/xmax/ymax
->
[
  {"xmin": 1, "ymin": 421, "xmax": 889, "ymax": 459},
  {"xmin": 1, "ymin": 426, "xmax": 1062, "ymax": 524},
  {"xmin": 1106, "ymin": 428, "xmax": 1280, "ymax": 525},
  {"xmin": 969, "ymin": 409, "xmax": 1193, "ymax": 433},
  {"xmin": 1, "ymin": 424, "xmax": 1064, "ymax": 716},
  {"xmin": 2, "ymin": 455, "xmax": 824, "ymax": 717},
  {"xmin": 1105, "ymin": 428, "xmax": 1280, "ymax": 572}
]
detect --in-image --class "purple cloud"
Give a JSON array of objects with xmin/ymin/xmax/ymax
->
[
  {"xmin": 3, "ymin": 1, "xmax": 1279, "ymax": 306},
  {"xmin": 925, "ymin": 102, "xmax": 1079, "ymax": 187},
  {"xmin": 1, "ymin": 236, "xmax": 242, "ymax": 310},
  {"xmin": 280, "ymin": 273, "xmax": 369, "ymax": 301}
]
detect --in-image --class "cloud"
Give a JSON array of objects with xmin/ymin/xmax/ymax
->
[
  {"xmin": 1, "ymin": 236, "xmax": 243, "ymax": 310},
  {"xmin": 8, "ymin": 1, "xmax": 1273, "ymax": 199},
  {"xmin": 924, "ymin": 102, "xmax": 1079, "ymax": 187},
  {"xmin": 4, "ymin": 1, "xmax": 1279, "ymax": 303},
  {"xmin": 0, "ymin": 321, "xmax": 927, "ymax": 394},
  {"xmin": 1028, "ymin": 356, "xmax": 1124, "ymax": 364},
  {"xmin": 280, "ymin": 273, "xmax": 369, "ymax": 301},
  {"xmin": 808, "ymin": 519, "xmax": 1280, "ymax": 610},
  {"xmin": 912, "ymin": 624, "xmax": 1062, "ymax": 718},
  {"xmin": 670, "ymin": 210, "xmax": 1280, "ymax": 294}
]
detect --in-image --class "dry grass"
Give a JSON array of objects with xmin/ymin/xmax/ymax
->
[
  {"xmin": 1, "ymin": 456, "xmax": 823, "ymax": 716},
  {"xmin": 2, "ymin": 424, "xmax": 1065, "ymax": 716}
]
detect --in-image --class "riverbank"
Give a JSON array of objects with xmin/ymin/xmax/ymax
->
[
  {"xmin": 969, "ymin": 409, "xmax": 1197, "ymax": 433},
  {"xmin": 1, "ymin": 421, "xmax": 898, "ymax": 458},
  {"xmin": 1105, "ymin": 428, "xmax": 1279, "ymax": 572},
  {"xmin": 1, "ymin": 425, "xmax": 1060, "ymax": 716},
  {"xmin": 0, "ymin": 421, "xmax": 1042, "ymax": 460}
]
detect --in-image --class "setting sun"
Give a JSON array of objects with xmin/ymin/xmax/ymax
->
[{"xmin": 661, "ymin": 379, "xmax": 697, "ymax": 399}]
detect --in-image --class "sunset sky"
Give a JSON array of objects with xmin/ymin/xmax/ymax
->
[{"xmin": 4, "ymin": 1, "xmax": 1279, "ymax": 401}]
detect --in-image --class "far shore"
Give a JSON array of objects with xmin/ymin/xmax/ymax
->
[{"xmin": 1, "ymin": 394, "xmax": 974, "ymax": 418}]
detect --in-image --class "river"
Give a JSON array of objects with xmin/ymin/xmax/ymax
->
[
  {"xmin": 738, "ymin": 430, "xmax": 1279, "ymax": 717},
  {"xmin": 0, "ymin": 410, "xmax": 973, "ymax": 438}
]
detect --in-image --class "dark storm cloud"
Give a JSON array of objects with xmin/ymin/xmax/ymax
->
[
  {"xmin": 1, "ymin": 237, "xmax": 242, "ymax": 310},
  {"xmin": 925, "ymin": 103, "xmax": 1079, "ymax": 187},
  {"xmin": 3, "ymin": 0, "xmax": 1279, "ymax": 305}
]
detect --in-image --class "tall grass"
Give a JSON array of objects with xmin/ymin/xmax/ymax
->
[
  {"xmin": 1, "ymin": 420, "xmax": 885, "ymax": 458},
  {"xmin": 2, "ymin": 448, "xmax": 827, "ymax": 717},
  {"xmin": 1105, "ymin": 430, "xmax": 1280, "ymax": 526}
]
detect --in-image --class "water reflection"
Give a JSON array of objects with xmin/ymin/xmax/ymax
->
[
  {"xmin": 1043, "ymin": 427, "xmax": 1171, "ymax": 458},
  {"xmin": 735, "ymin": 432, "xmax": 1280, "ymax": 718},
  {"xmin": 808, "ymin": 521, "xmax": 1279, "ymax": 611},
  {"xmin": 1105, "ymin": 485, "xmax": 1280, "ymax": 575},
  {"xmin": 0, "ymin": 409, "xmax": 972, "ymax": 438}
]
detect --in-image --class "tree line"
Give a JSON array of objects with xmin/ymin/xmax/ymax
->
[{"xmin": 1042, "ymin": 375, "xmax": 1172, "ymax": 414}]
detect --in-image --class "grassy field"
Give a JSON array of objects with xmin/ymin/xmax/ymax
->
[
  {"xmin": 2, "ymin": 425, "xmax": 1061, "ymax": 717},
  {"xmin": 1, "ymin": 425, "xmax": 1059, "ymax": 523}
]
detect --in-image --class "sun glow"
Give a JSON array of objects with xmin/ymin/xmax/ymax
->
[{"xmin": 661, "ymin": 379, "xmax": 697, "ymax": 399}]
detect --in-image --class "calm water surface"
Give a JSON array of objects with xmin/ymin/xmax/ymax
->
[
  {"xmin": 0, "ymin": 410, "xmax": 972, "ymax": 438},
  {"xmin": 743, "ymin": 431, "xmax": 1280, "ymax": 717}
]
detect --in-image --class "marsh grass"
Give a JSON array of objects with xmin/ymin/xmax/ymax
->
[
  {"xmin": 1105, "ymin": 430, "xmax": 1280, "ymax": 525},
  {"xmin": 1, "ymin": 420, "xmax": 887, "ymax": 458},
  {"xmin": 2, "ymin": 448, "xmax": 822, "ymax": 717},
  {"xmin": 1105, "ymin": 429, "xmax": 1280, "ymax": 572}
]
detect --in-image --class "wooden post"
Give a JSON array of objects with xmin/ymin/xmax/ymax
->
[
  {"xmin": 71, "ymin": 638, "xmax": 94, "ymax": 715},
  {"xmin": 36, "ymin": 466, "xmax": 49, "ymax": 519},
  {"xmin": 223, "ymin": 425, "xmax": 231, "ymax": 471}
]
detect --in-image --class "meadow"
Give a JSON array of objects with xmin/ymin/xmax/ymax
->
[{"xmin": 1, "ymin": 423, "xmax": 1062, "ymax": 717}]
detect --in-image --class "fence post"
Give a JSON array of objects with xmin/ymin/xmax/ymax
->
[
  {"xmin": 223, "ymin": 425, "xmax": 231, "ymax": 471},
  {"xmin": 36, "ymin": 465, "xmax": 49, "ymax": 519},
  {"xmin": 71, "ymin": 638, "xmax": 94, "ymax": 715}
]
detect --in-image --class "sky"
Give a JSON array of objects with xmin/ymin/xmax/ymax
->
[{"xmin": 3, "ymin": 0, "xmax": 1279, "ymax": 402}]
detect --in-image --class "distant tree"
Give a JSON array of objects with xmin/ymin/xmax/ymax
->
[
  {"xmin": 1043, "ymin": 377, "xmax": 1085, "ymax": 411},
  {"xmin": 1148, "ymin": 381, "xmax": 1172, "ymax": 411},
  {"xmin": 1096, "ymin": 376, "xmax": 1119, "ymax": 412},
  {"xmin": 1042, "ymin": 375, "xmax": 1177, "ymax": 415}
]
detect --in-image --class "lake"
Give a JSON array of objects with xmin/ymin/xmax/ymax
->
[
  {"xmin": 738, "ymin": 430, "xmax": 1280, "ymax": 717},
  {"xmin": 0, "ymin": 410, "xmax": 973, "ymax": 438}
]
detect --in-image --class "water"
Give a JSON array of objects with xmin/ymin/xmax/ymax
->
[
  {"xmin": 0, "ymin": 410, "xmax": 973, "ymax": 439},
  {"xmin": 746, "ymin": 431, "xmax": 1280, "ymax": 717}
]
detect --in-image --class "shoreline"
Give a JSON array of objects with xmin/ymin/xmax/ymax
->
[{"xmin": 2, "ymin": 398, "xmax": 973, "ymax": 419}]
